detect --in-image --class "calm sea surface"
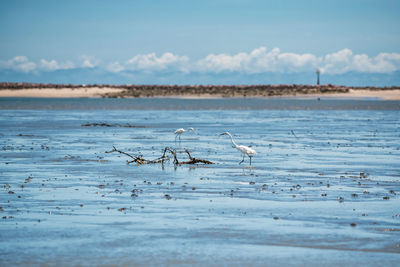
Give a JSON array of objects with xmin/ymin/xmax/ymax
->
[{"xmin": 1, "ymin": 98, "xmax": 399, "ymax": 266}]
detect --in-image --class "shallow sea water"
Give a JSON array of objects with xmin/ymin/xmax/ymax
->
[{"xmin": 0, "ymin": 98, "xmax": 400, "ymax": 266}]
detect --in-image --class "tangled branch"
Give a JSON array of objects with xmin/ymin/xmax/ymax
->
[
  {"xmin": 105, "ymin": 146, "xmax": 213, "ymax": 165},
  {"xmin": 182, "ymin": 148, "xmax": 213, "ymax": 165}
]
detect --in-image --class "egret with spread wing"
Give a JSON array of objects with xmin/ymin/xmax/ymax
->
[{"xmin": 220, "ymin": 132, "xmax": 257, "ymax": 165}]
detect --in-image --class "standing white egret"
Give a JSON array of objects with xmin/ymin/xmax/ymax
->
[
  {"xmin": 220, "ymin": 132, "xmax": 257, "ymax": 165},
  {"xmin": 174, "ymin": 127, "xmax": 195, "ymax": 142}
]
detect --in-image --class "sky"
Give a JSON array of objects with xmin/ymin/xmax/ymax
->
[{"xmin": 0, "ymin": 0, "xmax": 399, "ymax": 85}]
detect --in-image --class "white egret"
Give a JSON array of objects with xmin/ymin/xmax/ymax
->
[
  {"xmin": 220, "ymin": 132, "xmax": 257, "ymax": 165},
  {"xmin": 174, "ymin": 127, "xmax": 195, "ymax": 142}
]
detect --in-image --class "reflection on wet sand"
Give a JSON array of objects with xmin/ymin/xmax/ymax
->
[{"xmin": 0, "ymin": 99, "xmax": 399, "ymax": 265}]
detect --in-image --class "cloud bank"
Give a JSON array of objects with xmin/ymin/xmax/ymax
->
[
  {"xmin": 197, "ymin": 47, "xmax": 319, "ymax": 73},
  {"xmin": 0, "ymin": 56, "xmax": 37, "ymax": 73},
  {"xmin": 1, "ymin": 47, "xmax": 400, "ymax": 75},
  {"xmin": 40, "ymin": 59, "xmax": 75, "ymax": 71},
  {"xmin": 107, "ymin": 52, "xmax": 189, "ymax": 73}
]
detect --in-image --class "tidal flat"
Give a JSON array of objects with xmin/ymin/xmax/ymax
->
[{"xmin": 0, "ymin": 98, "xmax": 399, "ymax": 266}]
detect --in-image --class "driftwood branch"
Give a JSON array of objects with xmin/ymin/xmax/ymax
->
[
  {"xmin": 182, "ymin": 148, "xmax": 213, "ymax": 164},
  {"xmin": 105, "ymin": 146, "xmax": 168, "ymax": 165},
  {"xmin": 105, "ymin": 146, "xmax": 136, "ymax": 159},
  {"xmin": 164, "ymin": 147, "xmax": 179, "ymax": 165},
  {"xmin": 106, "ymin": 146, "xmax": 213, "ymax": 165}
]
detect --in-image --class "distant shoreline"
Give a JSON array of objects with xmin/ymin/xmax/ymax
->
[{"xmin": 0, "ymin": 82, "xmax": 399, "ymax": 100}]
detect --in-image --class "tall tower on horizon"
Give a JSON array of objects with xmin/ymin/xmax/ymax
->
[{"xmin": 316, "ymin": 69, "xmax": 321, "ymax": 85}]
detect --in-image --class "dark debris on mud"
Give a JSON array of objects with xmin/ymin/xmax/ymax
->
[{"xmin": 82, "ymin": 122, "xmax": 146, "ymax": 128}]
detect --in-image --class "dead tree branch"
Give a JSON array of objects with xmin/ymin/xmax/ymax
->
[
  {"xmin": 182, "ymin": 148, "xmax": 213, "ymax": 165},
  {"xmin": 105, "ymin": 146, "xmax": 136, "ymax": 160},
  {"xmin": 105, "ymin": 146, "xmax": 165, "ymax": 165},
  {"xmin": 106, "ymin": 146, "xmax": 213, "ymax": 165}
]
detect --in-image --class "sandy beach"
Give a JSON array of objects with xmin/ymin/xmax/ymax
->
[
  {"xmin": 1, "ymin": 83, "xmax": 400, "ymax": 100},
  {"xmin": 161, "ymin": 89, "xmax": 400, "ymax": 100},
  {"xmin": 0, "ymin": 87, "xmax": 125, "ymax": 98},
  {"xmin": 290, "ymin": 89, "xmax": 400, "ymax": 100}
]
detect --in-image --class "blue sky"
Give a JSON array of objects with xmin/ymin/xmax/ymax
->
[{"xmin": 1, "ymin": 0, "xmax": 399, "ymax": 85}]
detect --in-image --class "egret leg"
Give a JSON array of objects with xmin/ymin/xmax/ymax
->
[
  {"xmin": 239, "ymin": 155, "xmax": 245, "ymax": 164},
  {"xmin": 249, "ymin": 156, "xmax": 252, "ymax": 165}
]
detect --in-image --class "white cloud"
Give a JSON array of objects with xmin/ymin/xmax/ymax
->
[
  {"xmin": 320, "ymin": 49, "xmax": 400, "ymax": 74},
  {"xmin": 40, "ymin": 59, "xmax": 75, "ymax": 71},
  {"xmin": 196, "ymin": 47, "xmax": 400, "ymax": 74},
  {"xmin": 1, "ymin": 48, "xmax": 400, "ymax": 75},
  {"xmin": 0, "ymin": 56, "xmax": 37, "ymax": 72},
  {"xmin": 321, "ymin": 49, "xmax": 355, "ymax": 74},
  {"xmin": 196, "ymin": 47, "xmax": 320, "ymax": 73},
  {"xmin": 80, "ymin": 55, "xmax": 99, "ymax": 68},
  {"xmin": 105, "ymin": 52, "xmax": 189, "ymax": 73},
  {"xmin": 106, "ymin": 61, "xmax": 125, "ymax": 73},
  {"xmin": 350, "ymin": 52, "xmax": 400, "ymax": 74},
  {"xmin": 278, "ymin": 52, "xmax": 319, "ymax": 70},
  {"xmin": 125, "ymin": 52, "xmax": 189, "ymax": 72},
  {"xmin": 40, "ymin": 59, "xmax": 58, "ymax": 71}
]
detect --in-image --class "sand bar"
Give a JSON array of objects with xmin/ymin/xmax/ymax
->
[
  {"xmin": 0, "ymin": 87, "xmax": 125, "ymax": 98},
  {"xmin": 287, "ymin": 89, "xmax": 400, "ymax": 100},
  {"xmin": 0, "ymin": 83, "xmax": 399, "ymax": 100}
]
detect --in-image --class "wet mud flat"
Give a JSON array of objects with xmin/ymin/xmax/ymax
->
[{"xmin": 0, "ymin": 98, "xmax": 399, "ymax": 266}]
